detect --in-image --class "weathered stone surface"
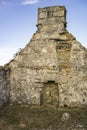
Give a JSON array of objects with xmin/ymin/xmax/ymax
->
[
  {"xmin": 0, "ymin": 66, "xmax": 9, "ymax": 106},
  {"xmin": 1, "ymin": 6, "xmax": 87, "ymax": 108}
]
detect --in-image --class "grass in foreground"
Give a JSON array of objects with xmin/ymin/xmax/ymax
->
[{"xmin": 0, "ymin": 104, "xmax": 87, "ymax": 130}]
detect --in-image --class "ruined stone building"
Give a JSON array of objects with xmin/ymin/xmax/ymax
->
[{"xmin": 0, "ymin": 6, "xmax": 87, "ymax": 107}]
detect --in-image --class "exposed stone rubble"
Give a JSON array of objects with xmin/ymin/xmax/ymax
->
[{"xmin": 0, "ymin": 6, "xmax": 87, "ymax": 107}]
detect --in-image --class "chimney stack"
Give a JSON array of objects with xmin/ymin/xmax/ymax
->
[{"xmin": 37, "ymin": 6, "xmax": 66, "ymax": 33}]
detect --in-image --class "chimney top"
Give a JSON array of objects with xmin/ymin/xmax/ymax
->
[{"xmin": 37, "ymin": 6, "xmax": 66, "ymax": 33}]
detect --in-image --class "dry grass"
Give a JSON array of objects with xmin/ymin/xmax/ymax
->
[{"xmin": 0, "ymin": 104, "xmax": 87, "ymax": 130}]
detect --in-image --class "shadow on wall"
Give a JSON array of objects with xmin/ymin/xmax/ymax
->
[{"xmin": 0, "ymin": 66, "xmax": 10, "ymax": 107}]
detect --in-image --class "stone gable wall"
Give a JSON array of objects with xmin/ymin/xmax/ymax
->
[{"xmin": 1, "ymin": 6, "xmax": 87, "ymax": 108}]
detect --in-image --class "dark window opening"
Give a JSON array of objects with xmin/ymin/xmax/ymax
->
[
  {"xmin": 47, "ymin": 11, "xmax": 52, "ymax": 17},
  {"xmin": 47, "ymin": 80, "xmax": 55, "ymax": 83},
  {"xmin": 40, "ymin": 91, "xmax": 43, "ymax": 106},
  {"xmin": 64, "ymin": 104, "xmax": 68, "ymax": 107}
]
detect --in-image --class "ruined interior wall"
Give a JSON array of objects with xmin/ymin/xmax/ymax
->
[{"xmin": 0, "ymin": 66, "xmax": 10, "ymax": 106}]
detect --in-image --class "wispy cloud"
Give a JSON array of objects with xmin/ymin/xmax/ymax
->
[
  {"xmin": 21, "ymin": 0, "xmax": 40, "ymax": 5},
  {"xmin": 0, "ymin": 0, "xmax": 40, "ymax": 7}
]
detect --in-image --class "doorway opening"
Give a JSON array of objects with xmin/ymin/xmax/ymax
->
[{"xmin": 40, "ymin": 81, "xmax": 59, "ymax": 106}]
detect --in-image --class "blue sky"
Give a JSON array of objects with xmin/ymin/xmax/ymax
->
[{"xmin": 0, "ymin": 0, "xmax": 87, "ymax": 65}]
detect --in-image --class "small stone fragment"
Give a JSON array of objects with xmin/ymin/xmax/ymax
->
[{"xmin": 61, "ymin": 112, "xmax": 70, "ymax": 121}]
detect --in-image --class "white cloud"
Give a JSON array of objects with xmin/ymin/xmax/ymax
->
[
  {"xmin": 22, "ymin": 0, "xmax": 40, "ymax": 5},
  {"xmin": 0, "ymin": 47, "xmax": 18, "ymax": 66},
  {"xmin": 0, "ymin": 0, "xmax": 40, "ymax": 6}
]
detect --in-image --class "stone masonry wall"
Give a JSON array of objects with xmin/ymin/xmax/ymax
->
[
  {"xmin": 4, "ymin": 6, "xmax": 87, "ymax": 108},
  {"xmin": 0, "ymin": 66, "xmax": 10, "ymax": 106}
]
